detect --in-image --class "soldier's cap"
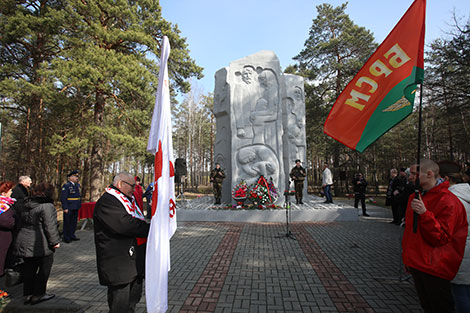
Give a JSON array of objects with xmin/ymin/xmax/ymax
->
[
  {"xmin": 295, "ymin": 159, "xmax": 301, "ymax": 163},
  {"xmin": 400, "ymin": 167, "xmax": 407, "ymax": 172},
  {"xmin": 67, "ymin": 170, "xmax": 79, "ymax": 177}
]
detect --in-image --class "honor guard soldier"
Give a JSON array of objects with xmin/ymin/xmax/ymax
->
[
  {"xmin": 290, "ymin": 159, "xmax": 306, "ymax": 204},
  {"xmin": 210, "ymin": 163, "xmax": 225, "ymax": 204},
  {"xmin": 60, "ymin": 170, "xmax": 81, "ymax": 243}
]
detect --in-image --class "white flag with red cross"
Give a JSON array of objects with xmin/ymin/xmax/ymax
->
[{"xmin": 145, "ymin": 35, "xmax": 177, "ymax": 313}]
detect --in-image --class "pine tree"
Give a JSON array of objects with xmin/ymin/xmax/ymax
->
[
  {"xmin": 292, "ymin": 2, "xmax": 377, "ymax": 193},
  {"xmin": 0, "ymin": 0, "xmax": 203, "ymax": 198}
]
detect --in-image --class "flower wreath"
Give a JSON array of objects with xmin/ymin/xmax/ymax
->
[
  {"xmin": 248, "ymin": 176, "xmax": 278, "ymax": 205},
  {"xmin": 232, "ymin": 180, "xmax": 248, "ymax": 199}
]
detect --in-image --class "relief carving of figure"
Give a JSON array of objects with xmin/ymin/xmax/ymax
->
[
  {"xmin": 286, "ymin": 86, "xmax": 306, "ymax": 161},
  {"xmin": 250, "ymin": 69, "xmax": 279, "ymax": 146},
  {"xmin": 236, "ymin": 145, "xmax": 279, "ymax": 188},
  {"xmin": 234, "ymin": 65, "xmax": 259, "ymax": 139}
]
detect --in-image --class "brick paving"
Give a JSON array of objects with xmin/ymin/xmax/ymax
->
[
  {"xmin": 0, "ymin": 202, "xmax": 423, "ymax": 313},
  {"xmin": 294, "ymin": 224, "xmax": 374, "ymax": 313},
  {"xmin": 180, "ymin": 224, "xmax": 243, "ymax": 313}
]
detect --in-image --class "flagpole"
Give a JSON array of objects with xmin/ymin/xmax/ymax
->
[{"xmin": 413, "ymin": 82, "xmax": 424, "ymax": 233}]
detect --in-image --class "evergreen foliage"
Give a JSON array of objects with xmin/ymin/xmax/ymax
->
[
  {"xmin": 0, "ymin": 0, "xmax": 202, "ymax": 199},
  {"xmin": 291, "ymin": 4, "xmax": 470, "ymax": 193}
]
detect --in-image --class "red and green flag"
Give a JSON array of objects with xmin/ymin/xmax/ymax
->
[{"xmin": 324, "ymin": 0, "xmax": 426, "ymax": 152}]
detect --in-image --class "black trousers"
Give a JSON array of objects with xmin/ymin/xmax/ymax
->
[
  {"xmin": 410, "ymin": 267, "xmax": 455, "ymax": 313},
  {"xmin": 107, "ymin": 277, "xmax": 143, "ymax": 313},
  {"xmin": 63, "ymin": 209, "xmax": 78, "ymax": 241},
  {"xmin": 354, "ymin": 192, "xmax": 366, "ymax": 214},
  {"xmin": 22, "ymin": 254, "xmax": 54, "ymax": 297},
  {"xmin": 391, "ymin": 199, "xmax": 401, "ymax": 223}
]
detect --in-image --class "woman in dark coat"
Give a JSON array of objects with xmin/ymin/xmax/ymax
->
[
  {"xmin": 13, "ymin": 182, "xmax": 60, "ymax": 305},
  {"xmin": 0, "ymin": 181, "xmax": 16, "ymax": 301}
]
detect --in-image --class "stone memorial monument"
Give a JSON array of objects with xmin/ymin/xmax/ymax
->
[{"xmin": 214, "ymin": 51, "xmax": 306, "ymax": 204}]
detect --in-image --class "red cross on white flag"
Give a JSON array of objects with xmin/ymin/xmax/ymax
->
[{"xmin": 146, "ymin": 35, "xmax": 176, "ymax": 313}]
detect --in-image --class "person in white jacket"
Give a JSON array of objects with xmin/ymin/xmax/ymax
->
[
  {"xmin": 446, "ymin": 170, "xmax": 470, "ymax": 313},
  {"xmin": 322, "ymin": 163, "xmax": 333, "ymax": 203}
]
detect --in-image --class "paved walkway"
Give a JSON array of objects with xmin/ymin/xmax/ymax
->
[{"xmin": 0, "ymin": 201, "xmax": 423, "ymax": 313}]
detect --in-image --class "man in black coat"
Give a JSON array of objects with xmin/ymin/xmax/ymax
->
[
  {"xmin": 11, "ymin": 176, "xmax": 31, "ymax": 200},
  {"xmin": 93, "ymin": 172, "xmax": 150, "ymax": 313},
  {"xmin": 11, "ymin": 176, "xmax": 32, "ymax": 215},
  {"xmin": 386, "ymin": 168, "xmax": 406, "ymax": 225},
  {"xmin": 352, "ymin": 173, "xmax": 369, "ymax": 216}
]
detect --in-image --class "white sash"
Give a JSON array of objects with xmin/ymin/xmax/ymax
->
[{"xmin": 105, "ymin": 187, "xmax": 145, "ymax": 221}]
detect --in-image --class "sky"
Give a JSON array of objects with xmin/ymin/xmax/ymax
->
[{"xmin": 159, "ymin": 0, "xmax": 470, "ymax": 97}]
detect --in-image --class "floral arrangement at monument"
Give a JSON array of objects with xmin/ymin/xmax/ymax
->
[
  {"xmin": 248, "ymin": 176, "xmax": 278, "ymax": 208},
  {"xmin": 232, "ymin": 180, "xmax": 248, "ymax": 208},
  {"xmin": 267, "ymin": 178, "xmax": 279, "ymax": 202},
  {"xmin": 232, "ymin": 180, "xmax": 248, "ymax": 199}
]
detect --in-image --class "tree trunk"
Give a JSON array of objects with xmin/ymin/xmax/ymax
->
[{"xmin": 90, "ymin": 90, "xmax": 105, "ymax": 201}]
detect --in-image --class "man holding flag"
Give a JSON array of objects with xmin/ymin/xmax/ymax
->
[
  {"xmin": 402, "ymin": 160, "xmax": 467, "ymax": 313},
  {"xmin": 93, "ymin": 172, "xmax": 150, "ymax": 313},
  {"xmin": 145, "ymin": 36, "xmax": 177, "ymax": 313}
]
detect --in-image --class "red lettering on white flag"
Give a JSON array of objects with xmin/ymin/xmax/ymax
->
[{"xmin": 146, "ymin": 36, "xmax": 176, "ymax": 313}]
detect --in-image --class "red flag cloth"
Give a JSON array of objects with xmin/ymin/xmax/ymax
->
[
  {"xmin": 133, "ymin": 184, "xmax": 144, "ymax": 214},
  {"xmin": 324, "ymin": 0, "xmax": 426, "ymax": 152}
]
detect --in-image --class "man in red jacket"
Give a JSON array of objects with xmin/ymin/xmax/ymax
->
[{"xmin": 402, "ymin": 159, "xmax": 468, "ymax": 313}]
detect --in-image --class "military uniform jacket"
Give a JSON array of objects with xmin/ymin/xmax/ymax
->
[
  {"xmin": 210, "ymin": 169, "xmax": 226, "ymax": 183},
  {"xmin": 290, "ymin": 166, "xmax": 306, "ymax": 182},
  {"xmin": 60, "ymin": 181, "xmax": 81, "ymax": 211},
  {"xmin": 93, "ymin": 187, "xmax": 150, "ymax": 286}
]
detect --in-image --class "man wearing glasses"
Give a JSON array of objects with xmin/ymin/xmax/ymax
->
[
  {"xmin": 93, "ymin": 172, "xmax": 150, "ymax": 313},
  {"xmin": 60, "ymin": 170, "xmax": 81, "ymax": 243}
]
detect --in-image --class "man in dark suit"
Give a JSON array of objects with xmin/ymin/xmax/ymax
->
[{"xmin": 93, "ymin": 172, "xmax": 150, "ymax": 313}]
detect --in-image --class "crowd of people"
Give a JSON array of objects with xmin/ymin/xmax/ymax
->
[
  {"xmin": 0, "ymin": 171, "xmax": 151, "ymax": 311},
  {"xmin": 288, "ymin": 158, "xmax": 470, "ymax": 313},
  {"xmin": 1, "ymin": 159, "xmax": 470, "ymax": 313},
  {"xmin": 0, "ymin": 177, "xmax": 60, "ymax": 305}
]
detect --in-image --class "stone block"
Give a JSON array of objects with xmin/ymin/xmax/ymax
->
[{"xmin": 214, "ymin": 51, "xmax": 306, "ymax": 204}]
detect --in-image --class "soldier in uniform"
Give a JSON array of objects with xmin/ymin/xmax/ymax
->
[
  {"xmin": 210, "ymin": 163, "xmax": 225, "ymax": 204},
  {"xmin": 290, "ymin": 159, "xmax": 306, "ymax": 204},
  {"xmin": 60, "ymin": 170, "xmax": 81, "ymax": 243}
]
